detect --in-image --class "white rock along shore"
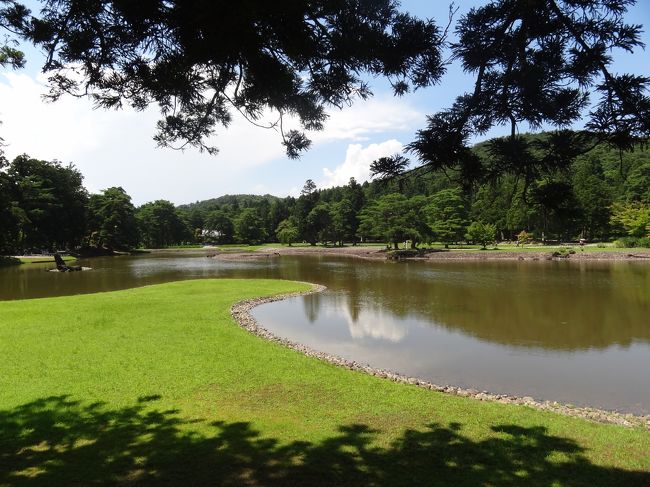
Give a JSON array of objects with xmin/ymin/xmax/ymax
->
[{"xmin": 231, "ymin": 283, "xmax": 650, "ymax": 430}]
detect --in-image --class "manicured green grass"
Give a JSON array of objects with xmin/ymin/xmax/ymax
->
[
  {"xmin": 13, "ymin": 255, "xmax": 77, "ymax": 264},
  {"xmin": 214, "ymin": 242, "xmax": 385, "ymax": 251},
  {"xmin": 0, "ymin": 280, "xmax": 647, "ymax": 486},
  {"xmin": 145, "ymin": 242, "xmax": 647, "ymax": 253},
  {"xmin": 216, "ymin": 242, "xmax": 316, "ymax": 251},
  {"xmin": 156, "ymin": 244, "xmax": 204, "ymax": 249}
]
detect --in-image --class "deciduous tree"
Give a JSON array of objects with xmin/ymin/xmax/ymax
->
[
  {"xmin": 7, "ymin": 155, "xmax": 87, "ymax": 251},
  {"xmin": 572, "ymin": 157, "xmax": 612, "ymax": 239},
  {"xmin": 235, "ymin": 208, "xmax": 266, "ymax": 245},
  {"xmin": 136, "ymin": 200, "xmax": 191, "ymax": 248},
  {"xmin": 86, "ymin": 187, "xmax": 139, "ymax": 250},
  {"xmin": 610, "ymin": 202, "xmax": 650, "ymax": 238},
  {"xmin": 358, "ymin": 193, "xmax": 417, "ymax": 249},
  {"xmin": 204, "ymin": 209, "xmax": 234, "ymax": 244},
  {"xmin": 466, "ymin": 221, "xmax": 497, "ymax": 249},
  {"xmin": 276, "ymin": 218, "xmax": 300, "ymax": 246},
  {"xmin": 426, "ymin": 189, "xmax": 467, "ymax": 247}
]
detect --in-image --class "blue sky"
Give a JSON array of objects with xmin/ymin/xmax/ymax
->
[{"xmin": 1, "ymin": 0, "xmax": 648, "ymax": 205}]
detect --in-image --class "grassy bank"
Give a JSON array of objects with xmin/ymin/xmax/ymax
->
[
  {"xmin": 233, "ymin": 242, "xmax": 644, "ymax": 253},
  {"xmin": 0, "ymin": 256, "xmax": 21, "ymax": 267},
  {"xmin": 11, "ymin": 255, "xmax": 77, "ymax": 264},
  {"xmin": 1, "ymin": 279, "xmax": 647, "ymax": 486},
  {"xmin": 216, "ymin": 242, "xmax": 316, "ymax": 251},
  {"xmin": 144, "ymin": 242, "xmax": 647, "ymax": 255}
]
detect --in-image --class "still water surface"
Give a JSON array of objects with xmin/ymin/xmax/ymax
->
[{"xmin": 1, "ymin": 253, "xmax": 648, "ymax": 413}]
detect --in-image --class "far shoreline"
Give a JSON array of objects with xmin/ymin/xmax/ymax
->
[{"xmin": 144, "ymin": 244, "xmax": 650, "ymax": 262}]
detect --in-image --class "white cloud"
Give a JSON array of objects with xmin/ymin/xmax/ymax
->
[
  {"xmin": 347, "ymin": 316, "xmax": 408, "ymax": 342},
  {"xmin": 342, "ymin": 306, "xmax": 408, "ymax": 343},
  {"xmin": 287, "ymin": 186, "xmax": 301, "ymax": 198},
  {"xmin": 0, "ymin": 72, "xmax": 289, "ymax": 204},
  {"xmin": 318, "ymin": 295, "xmax": 408, "ymax": 342},
  {"xmin": 309, "ymin": 95, "xmax": 423, "ymax": 143},
  {"xmin": 320, "ymin": 139, "xmax": 404, "ymax": 188},
  {"xmin": 0, "ymin": 72, "xmax": 107, "ymax": 158},
  {"xmin": 0, "ymin": 72, "xmax": 423, "ymax": 204}
]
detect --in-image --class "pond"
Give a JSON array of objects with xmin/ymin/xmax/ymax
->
[{"xmin": 1, "ymin": 252, "xmax": 649, "ymax": 414}]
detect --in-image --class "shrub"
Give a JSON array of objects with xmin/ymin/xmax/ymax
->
[
  {"xmin": 552, "ymin": 247, "xmax": 576, "ymax": 257},
  {"xmin": 465, "ymin": 221, "xmax": 497, "ymax": 249},
  {"xmin": 609, "ymin": 202, "xmax": 650, "ymax": 238},
  {"xmin": 387, "ymin": 249, "xmax": 426, "ymax": 260},
  {"xmin": 517, "ymin": 230, "xmax": 532, "ymax": 247},
  {"xmin": 0, "ymin": 256, "xmax": 21, "ymax": 267},
  {"xmin": 637, "ymin": 237, "xmax": 650, "ymax": 248},
  {"xmin": 614, "ymin": 237, "xmax": 638, "ymax": 248}
]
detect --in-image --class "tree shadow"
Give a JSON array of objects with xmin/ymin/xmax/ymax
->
[{"xmin": 0, "ymin": 396, "xmax": 646, "ymax": 486}]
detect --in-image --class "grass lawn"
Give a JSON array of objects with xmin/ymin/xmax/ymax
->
[
  {"xmin": 150, "ymin": 244, "xmax": 205, "ymax": 249},
  {"xmin": 195, "ymin": 243, "xmax": 387, "ymax": 251},
  {"xmin": 215, "ymin": 242, "xmax": 316, "ymax": 251},
  {"xmin": 14, "ymin": 255, "xmax": 77, "ymax": 264},
  {"xmin": 1, "ymin": 279, "xmax": 648, "ymax": 486}
]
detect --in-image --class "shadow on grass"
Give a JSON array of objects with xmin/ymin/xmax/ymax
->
[{"xmin": 0, "ymin": 396, "xmax": 646, "ymax": 486}]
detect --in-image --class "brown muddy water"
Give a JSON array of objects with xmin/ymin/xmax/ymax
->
[{"xmin": 1, "ymin": 253, "xmax": 648, "ymax": 414}]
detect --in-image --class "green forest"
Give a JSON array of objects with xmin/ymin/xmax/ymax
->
[{"xmin": 1, "ymin": 134, "xmax": 649, "ymax": 255}]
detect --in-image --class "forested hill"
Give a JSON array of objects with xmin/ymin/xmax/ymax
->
[
  {"xmin": 360, "ymin": 136, "xmax": 649, "ymax": 203},
  {"xmin": 175, "ymin": 134, "xmax": 649, "ymax": 246},
  {"xmin": 1, "ymin": 135, "xmax": 648, "ymax": 254},
  {"xmin": 182, "ymin": 135, "xmax": 649, "ymax": 213},
  {"xmin": 179, "ymin": 194, "xmax": 280, "ymax": 212}
]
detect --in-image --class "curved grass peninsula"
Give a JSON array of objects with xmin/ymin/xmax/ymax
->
[{"xmin": 1, "ymin": 279, "xmax": 648, "ymax": 486}]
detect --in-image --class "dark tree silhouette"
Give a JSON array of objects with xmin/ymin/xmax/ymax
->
[
  {"xmin": 1, "ymin": 1, "xmax": 647, "ymax": 190},
  {"xmin": 0, "ymin": 1, "xmax": 25, "ymax": 71},
  {"xmin": 370, "ymin": 154, "xmax": 411, "ymax": 181},
  {"xmin": 7, "ymin": 0, "xmax": 444, "ymax": 158},
  {"xmin": 405, "ymin": 0, "xmax": 649, "ymax": 189}
]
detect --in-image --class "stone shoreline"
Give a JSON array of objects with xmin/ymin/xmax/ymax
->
[
  {"xmin": 252, "ymin": 245, "xmax": 650, "ymax": 262},
  {"xmin": 231, "ymin": 283, "xmax": 650, "ymax": 430},
  {"xmin": 147, "ymin": 245, "xmax": 650, "ymax": 262}
]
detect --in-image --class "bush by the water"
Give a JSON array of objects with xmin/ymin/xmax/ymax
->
[
  {"xmin": 551, "ymin": 248, "xmax": 577, "ymax": 258},
  {"xmin": 0, "ymin": 256, "xmax": 20, "ymax": 267},
  {"xmin": 614, "ymin": 236, "xmax": 650, "ymax": 248},
  {"xmin": 387, "ymin": 249, "xmax": 423, "ymax": 260}
]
